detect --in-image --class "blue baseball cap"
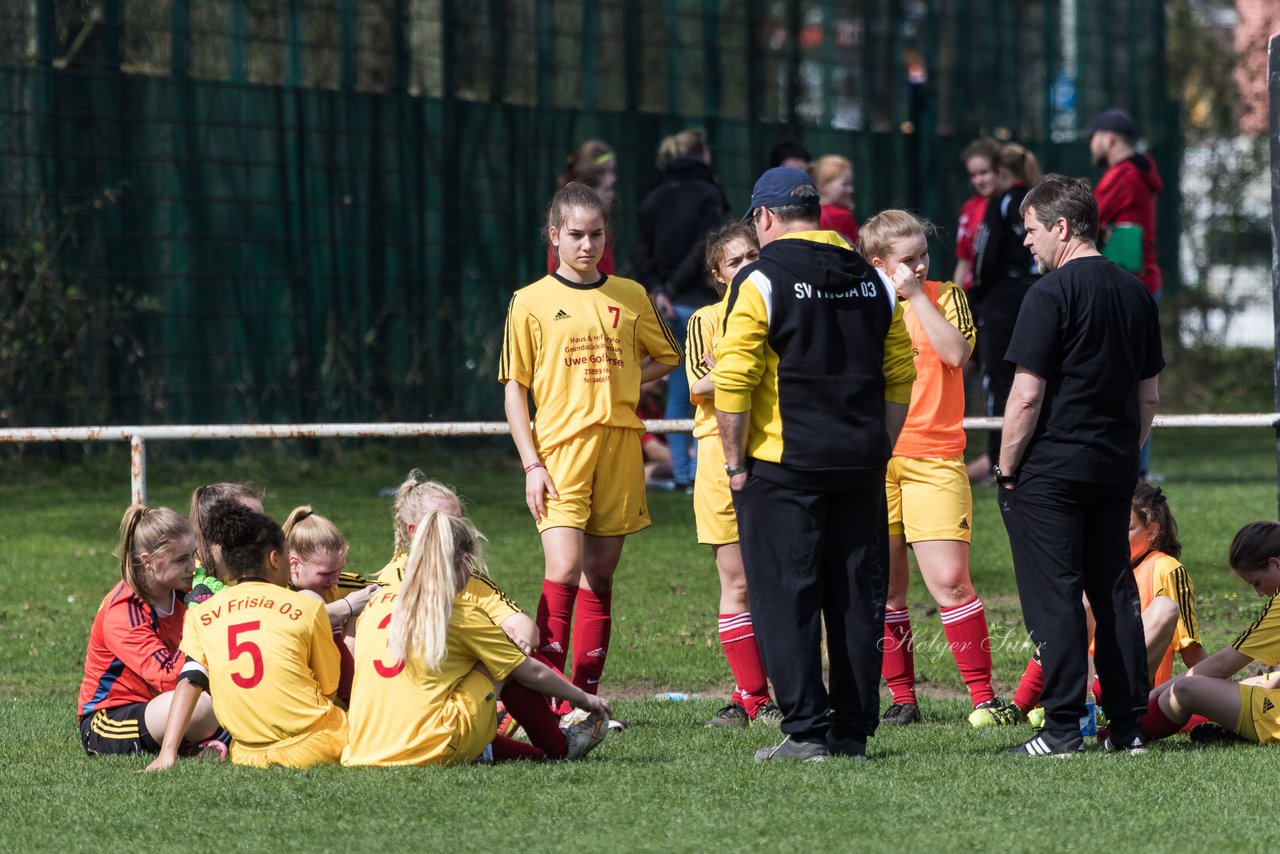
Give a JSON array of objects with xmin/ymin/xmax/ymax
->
[{"xmin": 741, "ymin": 166, "xmax": 820, "ymax": 221}]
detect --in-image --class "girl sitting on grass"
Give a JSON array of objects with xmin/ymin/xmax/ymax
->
[
  {"xmin": 145, "ymin": 501, "xmax": 346, "ymax": 770},
  {"xmin": 343, "ymin": 506, "xmax": 612, "ymax": 766},
  {"xmin": 78, "ymin": 504, "xmax": 223, "ymax": 757},
  {"xmin": 185, "ymin": 481, "xmax": 263, "ymax": 607},
  {"xmin": 283, "ymin": 506, "xmax": 380, "ymax": 703},
  {"xmin": 375, "ymin": 473, "xmax": 595, "ymax": 754},
  {"xmin": 1140, "ymin": 520, "xmax": 1280, "ymax": 746},
  {"xmin": 976, "ymin": 482, "xmax": 1205, "ymax": 727}
]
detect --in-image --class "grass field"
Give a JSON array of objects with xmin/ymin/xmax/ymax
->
[{"xmin": 2, "ymin": 429, "xmax": 1279, "ymax": 851}]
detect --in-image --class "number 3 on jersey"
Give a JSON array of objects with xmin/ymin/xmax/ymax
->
[
  {"xmin": 374, "ymin": 613, "xmax": 406, "ymax": 678},
  {"xmin": 228, "ymin": 621, "xmax": 264, "ymax": 688}
]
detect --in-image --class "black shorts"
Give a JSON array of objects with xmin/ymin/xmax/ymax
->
[{"xmin": 79, "ymin": 703, "xmax": 160, "ymax": 756}]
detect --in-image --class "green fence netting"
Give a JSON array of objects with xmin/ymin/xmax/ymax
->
[{"xmin": 0, "ymin": 0, "xmax": 1179, "ymax": 426}]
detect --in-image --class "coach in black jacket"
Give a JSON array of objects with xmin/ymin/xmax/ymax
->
[{"xmin": 712, "ymin": 167, "xmax": 916, "ymax": 761}]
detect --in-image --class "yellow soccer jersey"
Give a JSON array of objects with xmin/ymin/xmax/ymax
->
[
  {"xmin": 686, "ymin": 303, "xmax": 722, "ymax": 441},
  {"xmin": 342, "ymin": 588, "xmax": 527, "ymax": 766},
  {"xmin": 376, "ymin": 553, "xmax": 522, "ymax": 625},
  {"xmin": 499, "ymin": 273, "xmax": 682, "ymax": 452},
  {"xmin": 1233, "ymin": 593, "xmax": 1280, "ymax": 665},
  {"xmin": 1144, "ymin": 553, "xmax": 1200, "ymax": 650},
  {"xmin": 180, "ymin": 581, "xmax": 340, "ymax": 748}
]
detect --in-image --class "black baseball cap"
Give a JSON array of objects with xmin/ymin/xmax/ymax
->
[
  {"xmin": 1082, "ymin": 108, "xmax": 1136, "ymax": 139},
  {"xmin": 741, "ymin": 166, "xmax": 820, "ymax": 221}
]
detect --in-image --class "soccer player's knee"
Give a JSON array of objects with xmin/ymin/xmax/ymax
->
[{"xmin": 937, "ymin": 581, "xmax": 972, "ymax": 607}]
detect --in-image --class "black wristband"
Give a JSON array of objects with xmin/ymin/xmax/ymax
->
[
  {"xmin": 992, "ymin": 463, "xmax": 1018, "ymax": 485},
  {"xmin": 724, "ymin": 463, "xmax": 748, "ymax": 477}
]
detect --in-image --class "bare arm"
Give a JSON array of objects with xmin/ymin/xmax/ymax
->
[
  {"xmin": 690, "ymin": 351, "xmax": 715, "ymax": 400},
  {"xmin": 715, "ymin": 409, "xmax": 751, "ymax": 492},
  {"xmin": 640, "ymin": 356, "xmax": 678, "ymax": 383},
  {"xmin": 499, "ymin": 613, "xmax": 539, "ymax": 657},
  {"xmin": 1179, "ymin": 642, "xmax": 1207, "ymax": 670},
  {"xmin": 893, "ymin": 267, "xmax": 973, "ymax": 368},
  {"xmin": 142, "ymin": 679, "xmax": 204, "ymax": 772},
  {"xmin": 952, "ymin": 257, "xmax": 973, "ymax": 290},
  {"xmin": 1138, "ymin": 374, "xmax": 1160, "ymax": 447},
  {"xmin": 503, "ymin": 380, "xmax": 558, "ymax": 522},
  {"xmin": 998, "ymin": 367, "xmax": 1047, "ymax": 480},
  {"xmin": 511, "ymin": 656, "xmax": 612, "ymax": 718}
]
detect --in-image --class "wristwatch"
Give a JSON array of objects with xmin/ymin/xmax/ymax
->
[
  {"xmin": 992, "ymin": 463, "xmax": 1018, "ymax": 485},
  {"xmin": 724, "ymin": 463, "xmax": 748, "ymax": 477}
]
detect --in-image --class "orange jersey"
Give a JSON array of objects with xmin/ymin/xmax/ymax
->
[
  {"xmin": 78, "ymin": 581, "xmax": 186, "ymax": 716},
  {"xmin": 1133, "ymin": 550, "xmax": 1200, "ymax": 685},
  {"xmin": 892, "ymin": 280, "xmax": 976, "ymax": 458}
]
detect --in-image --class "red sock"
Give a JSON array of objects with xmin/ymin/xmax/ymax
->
[
  {"xmin": 1181, "ymin": 713, "xmax": 1210, "ymax": 733},
  {"xmin": 719, "ymin": 612, "xmax": 771, "ymax": 717},
  {"xmin": 499, "ymin": 680, "xmax": 567, "ymax": 758},
  {"xmin": 882, "ymin": 609, "xmax": 916, "ymax": 705},
  {"xmin": 1091, "ymin": 676, "xmax": 1102, "ymax": 701},
  {"xmin": 940, "ymin": 597, "xmax": 995, "ymax": 706},
  {"xmin": 536, "ymin": 580, "xmax": 577, "ymax": 675},
  {"xmin": 491, "ymin": 734, "xmax": 546, "ymax": 762},
  {"xmin": 1012, "ymin": 656, "xmax": 1044, "ymax": 712},
  {"xmin": 1140, "ymin": 694, "xmax": 1183, "ymax": 742},
  {"xmin": 570, "ymin": 587, "xmax": 611, "ymax": 694}
]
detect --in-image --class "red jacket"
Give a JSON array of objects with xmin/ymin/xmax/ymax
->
[
  {"xmin": 819, "ymin": 204, "xmax": 859, "ymax": 247},
  {"xmin": 1094, "ymin": 154, "xmax": 1163, "ymax": 295}
]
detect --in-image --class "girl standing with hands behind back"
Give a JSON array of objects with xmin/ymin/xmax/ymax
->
[{"xmin": 501, "ymin": 182, "xmax": 681, "ymax": 702}]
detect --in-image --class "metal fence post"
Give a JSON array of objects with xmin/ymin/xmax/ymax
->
[
  {"xmin": 130, "ymin": 435, "xmax": 147, "ymax": 505},
  {"xmin": 1269, "ymin": 35, "xmax": 1280, "ymax": 518}
]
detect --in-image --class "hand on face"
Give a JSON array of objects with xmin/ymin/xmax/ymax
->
[{"xmin": 890, "ymin": 260, "xmax": 924, "ymax": 300}]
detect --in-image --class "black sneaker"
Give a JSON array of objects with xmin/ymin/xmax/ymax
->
[
  {"xmin": 1006, "ymin": 729, "xmax": 1086, "ymax": 757},
  {"xmin": 754, "ymin": 735, "xmax": 829, "ymax": 762},
  {"xmin": 882, "ymin": 702, "xmax": 921, "ymax": 726},
  {"xmin": 1100, "ymin": 731, "xmax": 1147, "ymax": 755},
  {"xmin": 826, "ymin": 732, "xmax": 869, "ymax": 761},
  {"xmin": 752, "ymin": 701, "xmax": 784, "ymax": 727},
  {"xmin": 704, "ymin": 703, "xmax": 750, "ymax": 728}
]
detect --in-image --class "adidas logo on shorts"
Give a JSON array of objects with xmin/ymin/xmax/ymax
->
[
  {"xmin": 1264, "ymin": 697, "xmax": 1275, "ymax": 714},
  {"xmin": 958, "ymin": 518, "xmax": 970, "ymax": 530},
  {"xmin": 554, "ymin": 309, "xmax": 570, "ymax": 320}
]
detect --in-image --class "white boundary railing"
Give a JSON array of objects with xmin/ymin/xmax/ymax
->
[{"xmin": 3, "ymin": 413, "xmax": 1278, "ymax": 504}]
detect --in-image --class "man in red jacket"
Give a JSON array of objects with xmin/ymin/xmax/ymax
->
[{"xmin": 1084, "ymin": 108, "xmax": 1163, "ymax": 298}]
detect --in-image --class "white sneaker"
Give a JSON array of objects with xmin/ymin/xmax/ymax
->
[{"xmin": 560, "ymin": 709, "xmax": 608, "ymax": 760}]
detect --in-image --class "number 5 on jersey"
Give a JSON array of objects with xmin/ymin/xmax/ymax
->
[{"xmin": 228, "ymin": 621, "xmax": 264, "ymax": 688}]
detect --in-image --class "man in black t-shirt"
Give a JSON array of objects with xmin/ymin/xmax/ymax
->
[{"xmin": 995, "ymin": 174, "xmax": 1162, "ymax": 757}]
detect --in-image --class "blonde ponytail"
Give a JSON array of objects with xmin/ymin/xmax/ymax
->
[
  {"xmin": 391, "ymin": 470, "xmax": 462, "ymax": 557},
  {"xmin": 282, "ymin": 505, "xmax": 346, "ymax": 561},
  {"xmin": 390, "ymin": 509, "xmax": 486, "ymax": 672}
]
